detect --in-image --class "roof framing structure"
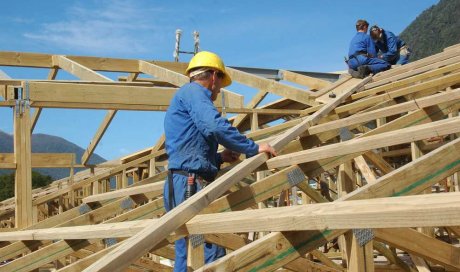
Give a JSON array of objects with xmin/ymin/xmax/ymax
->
[{"xmin": 0, "ymin": 44, "xmax": 459, "ymax": 271}]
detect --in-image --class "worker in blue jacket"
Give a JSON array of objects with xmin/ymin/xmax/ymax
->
[
  {"xmin": 370, "ymin": 25, "xmax": 411, "ymax": 65},
  {"xmin": 163, "ymin": 51, "xmax": 277, "ymax": 271},
  {"xmin": 347, "ymin": 19, "xmax": 390, "ymax": 78}
]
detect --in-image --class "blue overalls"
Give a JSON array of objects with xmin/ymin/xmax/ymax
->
[
  {"xmin": 164, "ymin": 82, "xmax": 259, "ymax": 271},
  {"xmin": 374, "ymin": 29, "xmax": 410, "ymax": 65},
  {"xmin": 348, "ymin": 32, "xmax": 390, "ymax": 74}
]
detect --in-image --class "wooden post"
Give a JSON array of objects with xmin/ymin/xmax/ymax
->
[
  {"xmin": 187, "ymin": 239, "xmax": 204, "ymax": 271},
  {"xmin": 14, "ymin": 91, "xmax": 33, "ymax": 229},
  {"xmin": 345, "ymin": 232, "xmax": 374, "ymax": 272}
]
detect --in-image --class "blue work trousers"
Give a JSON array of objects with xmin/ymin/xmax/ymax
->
[
  {"xmin": 348, "ymin": 55, "xmax": 390, "ymax": 74},
  {"xmin": 164, "ymin": 173, "xmax": 226, "ymax": 271}
]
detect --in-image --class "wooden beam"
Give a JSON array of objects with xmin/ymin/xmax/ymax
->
[
  {"xmin": 52, "ymin": 55, "xmax": 116, "ymax": 166},
  {"xmin": 336, "ymin": 71, "xmax": 460, "ymax": 114},
  {"xmin": 33, "ymin": 150, "xmax": 165, "ymax": 205},
  {"xmin": 0, "ymin": 153, "xmax": 76, "ymax": 168},
  {"xmin": 199, "ymin": 133, "xmax": 460, "ymax": 271},
  {"xmin": 30, "ymin": 67, "xmax": 59, "ymax": 133},
  {"xmin": 0, "ymin": 51, "xmax": 53, "ymax": 67},
  {"xmin": 370, "ymin": 47, "xmax": 460, "ymax": 85},
  {"xmin": 232, "ymin": 89, "xmax": 268, "ymax": 128},
  {"xmin": 0, "ymin": 239, "xmax": 92, "ymax": 272},
  {"xmin": 83, "ymin": 70, "xmax": 369, "ymax": 272},
  {"xmin": 226, "ymin": 67, "xmax": 318, "ymax": 106},
  {"xmin": 267, "ymin": 117, "xmax": 460, "ymax": 169},
  {"xmin": 27, "ymin": 82, "xmax": 176, "ymax": 106},
  {"xmin": 82, "ymin": 181, "xmax": 164, "ymax": 203},
  {"xmin": 280, "ymin": 70, "xmax": 332, "ymax": 90},
  {"xmin": 14, "ymin": 101, "xmax": 33, "ymax": 229},
  {"xmin": 53, "ymin": 55, "xmax": 112, "ymax": 81},
  {"xmin": 139, "ymin": 60, "xmax": 243, "ymax": 109},
  {"xmin": 185, "ymin": 193, "xmax": 460, "ymax": 233},
  {"xmin": 354, "ymin": 60, "xmax": 460, "ymax": 100},
  {"xmin": 374, "ymin": 228, "xmax": 460, "ymax": 271}
]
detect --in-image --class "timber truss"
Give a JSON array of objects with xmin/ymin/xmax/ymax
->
[{"xmin": 0, "ymin": 43, "xmax": 459, "ymax": 272}]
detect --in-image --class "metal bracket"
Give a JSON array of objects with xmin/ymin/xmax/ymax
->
[
  {"xmin": 287, "ymin": 167, "xmax": 306, "ymax": 187},
  {"xmin": 104, "ymin": 238, "xmax": 118, "ymax": 247},
  {"xmin": 24, "ymin": 81, "xmax": 30, "ymax": 112},
  {"xmin": 352, "ymin": 228, "xmax": 374, "ymax": 246},
  {"xmin": 189, "ymin": 234, "xmax": 205, "ymax": 248},
  {"xmin": 78, "ymin": 203, "xmax": 92, "ymax": 215},
  {"xmin": 120, "ymin": 198, "xmax": 135, "ymax": 210}
]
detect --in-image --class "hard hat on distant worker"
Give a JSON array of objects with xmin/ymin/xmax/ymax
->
[{"xmin": 186, "ymin": 51, "xmax": 232, "ymax": 87}]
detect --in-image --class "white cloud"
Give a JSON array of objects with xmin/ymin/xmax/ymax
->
[{"xmin": 23, "ymin": 0, "xmax": 169, "ymax": 55}]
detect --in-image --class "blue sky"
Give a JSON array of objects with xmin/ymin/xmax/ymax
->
[{"xmin": 0, "ymin": 0, "xmax": 439, "ymax": 161}]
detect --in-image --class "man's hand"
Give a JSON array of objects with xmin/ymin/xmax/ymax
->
[
  {"xmin": 220, "ymin": 149, "xmax": 240, "ymax": 163},
  {"xmin": 258, "ymin": 143, "xmax": 277, "ymax": 157}
]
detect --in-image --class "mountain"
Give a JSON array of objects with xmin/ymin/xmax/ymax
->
[
  {"xmin": 399, "ymin": 0, "xmax": 460, "ymax": 61},
  {"xmin": 0, "ymin": 130, "xmax": 106, "ymax": 180}
]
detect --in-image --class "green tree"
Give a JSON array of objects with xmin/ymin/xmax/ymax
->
[{"xmin": 0, "ymin": 172, "xmax": 53, "ymax": 201}]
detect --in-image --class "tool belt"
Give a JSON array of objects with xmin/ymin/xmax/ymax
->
[
  {"xmin": 345, "ymin": 51, "xmax": 369, "ymax": 64},
  {"xmin": 167, "ymin": 170, "xmax": 213, "ymax": 209}
]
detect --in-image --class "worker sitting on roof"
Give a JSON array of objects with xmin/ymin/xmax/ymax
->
[
  {"xmin": 370, "ymin": 25, "xmax": 411, "ymax": 65},
  {"xmin": 163, "ymin": 51, "xmax": 276, "ymax": 271},
  {"xmin": 347, "ymin": 19, "xmax": 390, "ymax": 78}
]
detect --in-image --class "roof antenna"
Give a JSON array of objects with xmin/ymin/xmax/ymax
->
[{"xmin": 173, "ymin": 29, "xmax": 200, "ymax": 62}]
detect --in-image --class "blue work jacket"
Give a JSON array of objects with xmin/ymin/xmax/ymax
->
[
  {"xmin": 374, "ymin": 29, "xmax": 405, "ymax": 63},
  {"xmin": 348, "ymin": 32, "xmax": 377, "ymax": 58},
  {"xmin": 164, "ymin": 82, "xmax": 259, "ymax": 180}
]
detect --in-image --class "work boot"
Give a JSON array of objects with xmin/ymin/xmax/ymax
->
[
  {"xmin": 348, "ymin": 68, "xmax": 361, "ymax": 79},
  {"xmin": 357, "ymin": 65, "xmax": 371, "ymax": 78},
  {"xmin": 349, "ymin": 66, "xmax": 371, "ymax": 79}
]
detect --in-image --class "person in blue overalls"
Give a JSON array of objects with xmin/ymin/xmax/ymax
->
[
  {"xmin": 370, "ymin": 25, "xmax": 411, "ymax": 65},
  {"xmin": 163, "ymin": 51, "xmax": 277, "ymax": 271},
  {"xmin": 347, "ymin": 19, "xmax": 391, "ymax": 78}
]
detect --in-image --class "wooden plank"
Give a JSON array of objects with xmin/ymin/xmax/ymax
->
[
  {"xmin": 232, "ymin": 89, "xmax": 268, "ymax": 128},
  {"xmin": 371, "ymin": 46, "xmax": 460, "ymax": 83},
  {"xmin": 311, "ymin": 74, "xmax": 352, "ymax": 98},
  {"xmin": 0, "ymin": 153, "xmax": 76, "ymax": 168},
  {"xmin": 33, "ymin": 151, "xmax": 164, "ymax": 205},
  {"xmin": 83, "ymin": 77, "xmax": 369, "ymax": 272},
  {"xmin": 52, "ymin": 56, "xmax": 116, "ymax": 166},
  {"xmin": 82, "ymin": 181, "xmax": 164, "ymax": 203},
  {"xmin": 270, "ymin": 77, "xmax": 371, "ymax": 150},
  {"xmin": 281, "ymin": 70, "xmax": 332, "ymax": 90},
  {"xmin": 0, "ymin": 51, "xmax": 53, "ymax": 67},
  {"xmin": 373, "ymin": 242, "xmax": 415, "ymax": 272},
  {"xmin": 202, "ymin": 165, "xmax": 304, "ymax": 213},
  {"xmin": 354, "ymin": 155, "xmax": 377, "ymax": 184},
  {"xmin": 316, "ymin": 78, "xmax": 362, "ymax": 104},
  {"xmin": 27, "ymin": 82, "xmax": 176, "ymax": 105},
  {"xmin": 374, "ymin": 228, "xmax": 460, "ymax": 271},
  {"xmin": 184, "ymin": 193, "xmax": 460, "ymax": 233},
  {"xmin": 335, "ymin": 71, "xmax": 460, "ymax": 114},
  {"xmin": 345, "ymin": 231, "xmax": 374, "ymax": 272},
  {"xmin": 139, "ymin": 60, "xmax": 243, "ymax": 108},
  {"xmin": 14, "ymin": 102, "xmax": 32, "ymax": 229},
  {"xmin": 0, "ymin": 239, "xmax": 92, "ymax": 272},
  {"xmin": 226, "ymin": 67, "xmax": 318, "ymax": 106},
  {"xmin": 354, "ymin": 60, "xmax": 460, "ymax": 100},
  {"xmin": 267, "ymin": 117, "xmax": 460, "ymax": 169},
  {"xmin": 199, "ymin": 133, "xmax": 460, "ymax": 272},
  {"xmin": 30, "ymin": 67, "xmax": 59, "ymax": 133},
  {"xmin": 196, "ymin": 230, "xmax": 345, "ymax": 272},
  {"xmin": 53, "ymin": 55, "xmax": 112, "ymax": 81}
]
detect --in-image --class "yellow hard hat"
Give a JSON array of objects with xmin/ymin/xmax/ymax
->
[{"xmin": 186, "ymin": 51, "xmax": 232, "ymax": 87}]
